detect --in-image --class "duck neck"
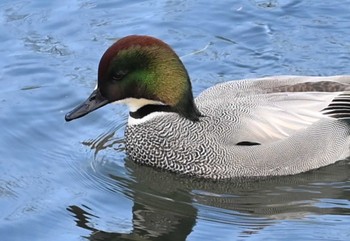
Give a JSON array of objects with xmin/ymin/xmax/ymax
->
[{"xmin": 174, "ymin": 89, "xmax": 202, "ymax": 121}]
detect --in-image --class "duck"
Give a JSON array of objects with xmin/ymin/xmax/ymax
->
[{"xmin": 65, "ymin": 35, "xmax": 350, "ymax": 179}]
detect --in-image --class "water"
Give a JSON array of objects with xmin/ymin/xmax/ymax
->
[{"xmin": 1, "ymin": 0, "xmax": 350, "ymax": 240}]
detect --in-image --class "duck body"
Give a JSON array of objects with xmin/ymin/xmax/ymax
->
[
  {"xmin": 65, "ymin": 35, "xmax": 350, "ymax": 179},
  {"xmin": 126, "ymin": 76, "xmax": 350, "ymax": 179}
]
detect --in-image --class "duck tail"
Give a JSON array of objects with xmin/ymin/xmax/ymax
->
[{"xmin": 322, "ymin": 92, "xmax": 350, "ymax": 119}]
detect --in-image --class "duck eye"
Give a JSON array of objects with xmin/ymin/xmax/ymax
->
[{"xmin": 112, "ymin": 70, "xmax": 127, "ymax": 82}]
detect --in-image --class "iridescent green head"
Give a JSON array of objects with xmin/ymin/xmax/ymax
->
[{"xmin": 65, "ymin": 35, "xmax": 201, "ymax": 122}]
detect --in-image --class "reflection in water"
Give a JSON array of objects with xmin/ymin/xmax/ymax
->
[
  {"xmin": 68, "ymin": 132, "xmax": 350, "ymax": 241},
  {"xmin": 68, "ymin": 199, "xmax": 195, "ymax": 241}
]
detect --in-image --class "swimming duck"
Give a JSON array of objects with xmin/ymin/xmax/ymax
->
[{"xmin": 65, "ymin": 35, "xmax": 350, "ymax": 179}]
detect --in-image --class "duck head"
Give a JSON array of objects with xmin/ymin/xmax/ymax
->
[{"xmin": 65, "ymin": 35, "xmax": 201, "ymax": 122}]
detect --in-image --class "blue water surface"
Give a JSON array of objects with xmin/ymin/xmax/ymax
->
[{"xmin": 1, "ymin": 0, "xmax": 350, "ymax": 240}]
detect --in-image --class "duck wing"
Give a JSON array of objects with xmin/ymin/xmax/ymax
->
[
  {"xmin": 238, "ymin": 91, "xmax": 350, "ymax": 143},
  {"xmin": 196, "ymin": 75, "xmax": 350, "ymax": 144}
]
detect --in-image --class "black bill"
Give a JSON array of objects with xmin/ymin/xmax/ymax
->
[{"xmin": 65, "ymin": 89, "xmax": 109, "ymax": 122}]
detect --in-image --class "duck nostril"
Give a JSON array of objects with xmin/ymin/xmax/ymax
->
[{"xmin": 89, "ymin": 95, "xmax": 96, "ymax": 101}]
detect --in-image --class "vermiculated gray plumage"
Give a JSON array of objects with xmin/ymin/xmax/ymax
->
[{"xmin": 125, "ymin": 75, "xmax": 350, "ymax": 179}]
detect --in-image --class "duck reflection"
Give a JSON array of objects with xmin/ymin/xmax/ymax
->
[{"xmin": 68, "ymin": 151, "xmax": 350, "ymax": 241}]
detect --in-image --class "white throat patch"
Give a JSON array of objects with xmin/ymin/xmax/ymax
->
[
  {"xmin": 128, "ymin": 112, "xmax": 169, "ymax": 125},
  {"xmin": 113, "ymin": 98, "xmax": 168, "ymax": 125},
  {"xmin": 113, "ymin": 98, "xmax": 165, "ymax": 112}
]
